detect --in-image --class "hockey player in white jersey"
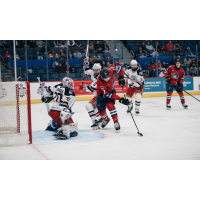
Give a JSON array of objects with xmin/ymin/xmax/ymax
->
[
  {"xmin": 125, "ymin": 60, "xmax": 145, "ymax": 114},
  {"xmin": 79, "ymin": 60, "xmax": 102, "ymax": 129},
  {"xmin": 41, "ymin": 77, "xmax": 78, "ymax": 139}
]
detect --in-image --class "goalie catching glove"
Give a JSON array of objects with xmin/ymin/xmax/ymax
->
[{"xmin": 41, "ymin": 96, "xmax": 53, "ymax": 103}]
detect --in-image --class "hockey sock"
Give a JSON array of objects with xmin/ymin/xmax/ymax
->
[
  {"xmin": 135, "ymin": 93, "xmax": 141, "ymax": 109},
  {"xmin": 95, "ymin": 108, "xmax": 101, "ymax": 120},
  {"xmin": 107, "ymin": 102, "xmax": 118, "ymax": 123},
  {"xmin": 178, "ymin": 92, "xmax": 185, "ymax": 104},
  {"xmin": 98, "ymin": 110, "xmax": 108, "ymax": 121},
  {"xmin": 166, "ymin": 92, "xmax": 173, "ymax": 104},
  {"xmin": 86, "ymin": 102, "xmax": 97, "ymax": 123}
]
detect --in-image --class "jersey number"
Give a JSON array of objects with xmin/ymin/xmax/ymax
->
[{"xmin": 53, "ymin": 92, "xmax": 63, "ymax": 102}]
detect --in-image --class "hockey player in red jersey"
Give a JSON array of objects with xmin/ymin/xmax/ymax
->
[
  {"xmin": 164, "ymin": 60, "xmax": 188, "ymax": 109},
  {"xmin": 97, "ymin": 66, "xmax": 131, "ymax": 132}
]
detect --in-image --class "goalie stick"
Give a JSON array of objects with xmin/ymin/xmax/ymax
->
[
  {"xmin": 37, "ymin": 77, "xmax": 50, "ymax": 116},
  {"xmin": 82, "ymin": 40, "xmax": 89, "ymax": 85}
]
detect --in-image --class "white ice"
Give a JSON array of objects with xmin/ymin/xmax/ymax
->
[{"xmin": 0, "ymin": 95, "xmax": 200, "ymax": 160}]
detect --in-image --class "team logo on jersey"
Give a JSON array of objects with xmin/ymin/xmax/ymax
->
[
  {"xmin": 101, "ymin": 86, "xmax": 104, "ymax": 90},
  {"xmin": 171, "ymin": 73, "xmax": 179, "ymax": 79},
  {"xmin": 19, "ymin": 84, "xmax": 27, "ymax": 97},
  {"xmin": 0, "ymin": 85, "xmax": 7, "ymax": 99}
]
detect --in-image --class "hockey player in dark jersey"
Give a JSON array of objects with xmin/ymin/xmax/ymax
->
[
  {"xmin": 96, "ymin": 65, "xmax": 131, "ymax": 132},
  {"xmin": 164, "ymin": 60, "xmax": 188, "ymax": 109},
  {"xmin": 124, "ymin": 60, "xmax": 145, "ymax": 114}
]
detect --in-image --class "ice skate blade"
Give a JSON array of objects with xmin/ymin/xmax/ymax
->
[
  {"xmin": 115, "ymin": 130, "xmax": 120, "ymax": 133},
  {"xmin": 166, "ymin": 108, "xmax": 171, "ymax": 110},
  {"xmin": 92, "ymin": 126, "xmax": 100, "ymax": 130}
]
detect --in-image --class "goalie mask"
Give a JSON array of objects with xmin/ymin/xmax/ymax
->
[{"xmin": 62, "ymin": 77, "xmax": 74, "ymax": 89}]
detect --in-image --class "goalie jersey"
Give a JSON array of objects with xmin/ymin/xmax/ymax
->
[
  {"xmin": 43, "ymin": 83, "xmax": 76, "ymax": 112},
  {"xmin": 83, "ymin": 69, "xmax": 98, "ymax": 97},
  {"xmin": 124, "ymin": 66, "xmax": 145, "ymax": 88}
]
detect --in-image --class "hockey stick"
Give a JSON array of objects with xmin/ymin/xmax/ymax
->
[
  {"xmin": 37, "ymin": 77, "xmax": 50, "ymax": 116},
  {"xmin": 174, "ymin": 85, "xmax": 200, "ymax": 102},
  {"xmin": 82, "ymin": 40, "xmax": 89, "ymax": 85},
  {"xmin": 122, "ymin": 87, "xmax": 143, "ymax": 137}
]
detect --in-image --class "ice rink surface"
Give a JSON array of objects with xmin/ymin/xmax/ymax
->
[{"xmin": 0, "ymin": 95, "xmax": 200, "ymax": 160}]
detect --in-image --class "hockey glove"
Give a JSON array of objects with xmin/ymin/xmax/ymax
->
[
  {"xmin": 129, "ymin": 82, "xmax": 140, "ymax": 88},
  {"xmin": 79, "ymin": 84, "xmax": 84, "ymax": 90},
  {"xmin": 166, "ymin": 76, "xmax": 171, "ymax": 84},
  {"xmin": 176, "ymin": 82, "xmax": 183, "ymax": 90},
  {"xmin": 119, "ymin": 97, "xmax": 130, "ymax": 105},
  {"xmin": 41, "ymin": 96, "xmax": 53, "ymax": 103},
  {"xmin": 118, "ymin": 76, "xmax": 125, "ymax": 87}
]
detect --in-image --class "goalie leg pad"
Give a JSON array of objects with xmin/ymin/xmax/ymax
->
[{"xmin": 62, "ymin": 122, "xmax": 78, "ymax": 139}]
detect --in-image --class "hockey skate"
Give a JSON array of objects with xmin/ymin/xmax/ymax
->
[
  {"xmin": 182, "ymin": 103, "xmax": 188, "ymax": 109},
  {"xmin": 53, "ymin": 130, "xmax": 68, "ymax": 140},
  {"xmin": 135, "ymin": 108, "xmax": 140, "ymax": 114},
  {"xmin": 127, "ymin": 103, "xmax": 133, "ymax": 113},
  {"xmin": 166, "ymin": 104, "xmax": 171, "ymax": 110},
  {"xmin": 114, "ymin": 121, "xmax": 120, "ymax": 133},
  {"xmin": 91, "ymin": 120, "xmax": 100, "ymax": 130},
  {"xmin": 97, "ymin": 118, "xmax": 103, "ymax": 124},
  {"xmin": 101, "ymin": 117, "xmax": 110, "ymax": 128}
]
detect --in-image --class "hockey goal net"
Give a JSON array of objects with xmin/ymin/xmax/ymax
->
[{"xmin": 0, "ymin": 81, "xmax": 32, "ymax": 146}]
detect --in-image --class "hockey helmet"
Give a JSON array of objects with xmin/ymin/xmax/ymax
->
[
  {"xmin": 130, "ymin": 60, "xmax": 138, "ymax": 66},
  {"xmin": 92, "ymin": 63, "xmax": 102, "ymax": 70},
  {"xmin": 100, "ymin": 69, "xmax": 110, "ymax": 79},
  {"xmin": 62, "ymin": 77, "xmax": 74, "ymax": 89}
]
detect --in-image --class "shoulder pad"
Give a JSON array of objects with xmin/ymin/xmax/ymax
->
[
  {"xmin": 64, "ymin": 87, "xmax": 75, "ymax": 96},
  {"xmin": 137, "ymin": 70, "xmax": 143, "ymax": 76}
]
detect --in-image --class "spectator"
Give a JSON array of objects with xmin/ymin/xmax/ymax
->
[
  {"xmin": 34, "ymin": 52, "xmax": 43, "ymax": 60},
  {"xmin": 148, "ymin": 59, "xmax": 157, "ymax": 77},
  {"xmin": 166, "ymin": 40, "xmax": 174, "ymax": 52},
  {"xmin": 140, "ymin": 50, "xmax": 149, "ymax": 57},
  {"xmin": 0, "ymin": 42, "xmax": 5, "ymax": 48},
  {"xmin": 36, "ymin": 40, "xmax": 44, "ymax": 48},
  {"xmin": 112, "ymin": 59, "xmax": 119, "ymax": 67},
  {"xmin": 82, "ymin": 49, "xmax": 87, "ymax": 59},
  {"xmin": 140, "ymin": 42, "xmax": 147, "ymax": 51},
  {"xmin": 150, "ymin": 48, "xmax": 159, "ymax": 57},
  {"xmin": 89, "ymin": 56, "xmax": 95, "ymax": 69},
  {"xmin": 49, "ymin": 50, "xmax": 59, "ymax": 59},
  {"xmin": 94, "ymin": 41, "xmax": 102, "ymax": 53},
  {"xmin": 59, "ymin": 48, "xmax": 66, "ymax": 59},
  {"xmin": 157, "ymin": 60, "xmax": 162, "ymax": 70},
  {"xmin": 68, "ymin": 50, "xmax": 73, "ymax": 59},
  {"xmin": 15, "ymin": 52, "xmax": 20, "ymax": 60},
  {"xmin": 0, "ymin": 40, "xmax": 8, "ymax": 48},
  {"xmin": 185, "ymin": 47, "xmax": 194, "ymax": 56},
  {"xmin": 177, "ymin": 47, "xmax": 185, "ymax": 56},
  {"xmin": 193, "ymin": 55, "xmax": 197, "ymax": 62},
  {"xmin": 162, "ymin": 61, "xmax": 168, "ymax": 69},
  {"xmin": 60, "ymin": 40, "xmax": 67, "ymax": 47},
  {"xmin": 54, "ymin": 40, "xmax": 60, "ymax": 47},
  {"xmin": 176, "ymin": 55, "xmax": 183, "ymax": 64},
  {"xmin": 190, "ymin": 59, "xmax": 196, "ymax": 67},
  {"xmin": 75, "ymin": 40, "xmax": 82, "ymax": 48},
  {"xmin": 3, "ymin": 50, "xmax": 12, "ymax": 60},
  {"xmin": 54, "ymin": 62, "xmax": 62, "ymax": 74},
  {"xmin": 95, "ymin": 55, "xmax": 104, "ymax": 66},
  {"xmin": 155, "ymin": 42, "xmax": 161, "ymax": 52},
  {"xmin": 145, "ymin": 41, "xmax": 153, "ymax": 52},
  {"xmin": 170, "ymin": 55, "xmax": 176, "ymax": 65},
  {"xmin": 104, "ymin": 62, "xmax": 111, "ymax": 69},
  {"xmin": 52, "ymin": 58, "xmax": 59, "ymax": 69},
  {"xmin": 160, "ymin": 45, "xmax": 167, "ymax": 52},
  {"xmin": 73, "ymin": 49, "xmax": 82, "ymax": 58},
  {"xmin": 118, "ymin": 59, "xmax": 124, "ymax": 68},
  {"xmin": 18, "ymin": 40, "xmax": 26, "ymax": 48},
  {"xmin": 67, "ymin": 40, "xmax": 75, "ymax": 47},
  {"xmin": 89, "ymin": 41, "xmax": 94, "ymax": 53},
  {"xmin": 41, "ymin": 43, "xmax": 49, "ymax": 54},
  {"xmin": 105, "ymin": 56, "xmax": 112, "ymax": 64},
  {"xmin": 102, "ymin": 41, "xmax": 110, "ymax": 53},
  {"xmin": 136, "ymin": 47, "xmax": 143, "ymax": 57},
  {"xmin": 190, "ymin": 69, "xmax": 197, "ymax": 76},
  {"xmin": 62, "ymin": 59, "xmax": 73, "ymax": 73},
  {"xmin": 159, "ymin": 69, "xmax": 165, "ymax": 77},
  {"xmin": 190, "ymin": 63, "xmax": 197, "ymax": 74},
  {"xmin": 184, "ymin": 55, "xmax": 192, "ymax": 67},
  {"xmin": 28, "ymin": 40, "xmax": 36, "ymax": 48},
  {"xmin": 23, "ymin": 52, "xmax": 29, "ymax": 60},
  {"xmin": 173, "ymin": 41, "xmax": 180, "ymax": 52},
  {"xmin": 185, "ymin": 68, "xmax": 191, "ymax": 76},
  {"xmin": 15, "ymin": 40, "xmax": 21, "ymax": 48}
]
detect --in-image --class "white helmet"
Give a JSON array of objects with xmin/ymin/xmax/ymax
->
[
  {"xmin": 92, "ymin": 63, "xmax": 101, "ymax": 70},
  {"xmin": 130, "ymin": 60, "xmax": 138, "ymax": 66},
  {"xmin": 62, "ymin": 77, "xmax": 74, "ymax": 89}
]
